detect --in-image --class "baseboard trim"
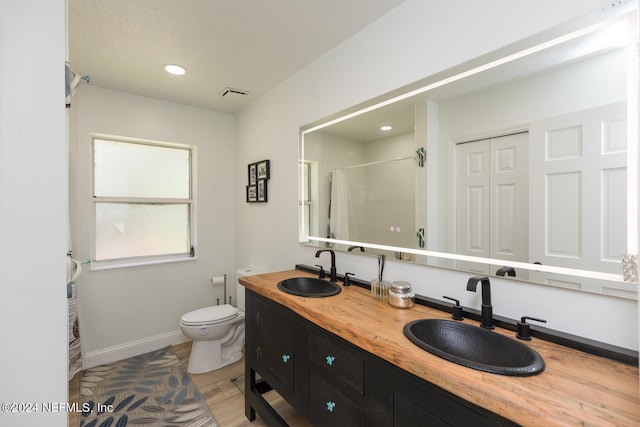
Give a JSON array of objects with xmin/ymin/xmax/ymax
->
[{"xmin": 82, "ymin": 330, "xmax": 190, "ymax": 370}]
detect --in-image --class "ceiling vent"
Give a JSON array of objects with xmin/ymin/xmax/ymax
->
[{"xmin": 219, "ymin": 87, "xmax": 250, "ymax": 98}]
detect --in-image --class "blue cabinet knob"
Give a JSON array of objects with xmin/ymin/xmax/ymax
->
[
  {"xmin": 326, "ymin": 401, "xmax": 336, "ymax": 412},
  {"xmin": 282, "ymin": 354, "xmax": 290, "ymax": 363},
  {"xmin": 326, "ymin": 355, "xmax": 335, "ymax": 366}
]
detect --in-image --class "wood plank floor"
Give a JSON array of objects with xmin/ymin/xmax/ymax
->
[{"xmin": 68, "ymin": 341, "xmax": 311, "ymax": 427}]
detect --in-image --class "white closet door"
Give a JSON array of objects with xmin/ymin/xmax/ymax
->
[
  {"xmin": 490, "ymin": 133, "xmax": 529, "ymax": 263},
  {"xmin": 529, "ymin": 102, "xmax": 626, "ymax": 292},
  {"xmin": 456, "ymin": 133, "xmax": 529, "ymax": 275},
  {"xmin": 456, "ymin": 139, "xmax": 490, "ymax": 269}
]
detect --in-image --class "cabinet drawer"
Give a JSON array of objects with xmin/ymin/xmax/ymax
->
[
  {"xmin": 309, "ymin": 371, "xmax": 365, "ymax": 427},
  {"xmin": 308, "ymin": 330, "xmax": 364, "ymax": 394}
]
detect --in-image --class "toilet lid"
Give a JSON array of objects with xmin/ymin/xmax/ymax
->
[{"xmin": 180, "ymin": 304, "xmax": 240, "ymax": 326}]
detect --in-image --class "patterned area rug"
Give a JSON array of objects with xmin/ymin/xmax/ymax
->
[{"xmin": 79, "ymin": 347, "xmax": 218, "ymax": 427}]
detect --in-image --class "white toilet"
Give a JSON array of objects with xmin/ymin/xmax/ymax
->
[
  {"xmin": 236, "ymin": 267, "xmax": 262, "ymax": 311},
  {"xmin": 179, "ymin": 304, "xmax": 245, "ymax": 374}
]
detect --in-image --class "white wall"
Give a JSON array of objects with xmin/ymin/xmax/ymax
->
[
  {"xmin": 0, "ymin": 1, "xmax": 68, "ymax": 426},
  {"xmin": 438, "ymin": 49, "xmax": 626, "ymax": 142},
  {"xmin": 70, "ymin": 85, "xmax": 236, "ymax": 365},
  {"xmin": 235, "ymin": 0, "xmax": 638, "ymax": 350}
]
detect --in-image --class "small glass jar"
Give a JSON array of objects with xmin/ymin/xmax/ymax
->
[
  {"xmin": 371, "ymin": 278, "xmax": 391, "ymax": 300},
  {"xmin": 388, "ymin": 281, "xmax": 415, "ymax": 308}
]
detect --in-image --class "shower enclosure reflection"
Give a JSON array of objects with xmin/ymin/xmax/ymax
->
[{"xmin": 303, "ymin": 124, "xmax": 416, "ymax": 259}]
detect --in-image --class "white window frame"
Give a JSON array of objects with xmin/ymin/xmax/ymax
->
[{"xmin": 90, "ymin": 133, "xmax": 197, "ymax": 270}]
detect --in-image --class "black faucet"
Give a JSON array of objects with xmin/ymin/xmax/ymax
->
[
  {"xmin": 496, "ymin": 266, "xmax": 516, "ymax": 277},
  {"xmin": 466, "ymin": 276, "xmax": 494, "ymax": 329},
  {"xmin": 315, "ymin": 249, "xmax": 337, "ymax": 282}
]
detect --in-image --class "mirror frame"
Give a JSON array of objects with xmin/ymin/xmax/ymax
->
[{"xmin": 299, "ymin": 2, "xmax": 639, "ymax": 289}]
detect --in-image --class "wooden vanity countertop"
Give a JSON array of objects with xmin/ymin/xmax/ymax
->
[{"xmin": 239, "ymin": 270, "xmax": 640, "ymax": 427}]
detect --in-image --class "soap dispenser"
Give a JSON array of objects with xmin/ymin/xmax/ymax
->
[
  {"xmin": 443, "ymin": 296, "xmax": 464, "ymax": 320},
  {"xmin": 516, "ymin": 316, "xmax": 547, "ymax": 340}
]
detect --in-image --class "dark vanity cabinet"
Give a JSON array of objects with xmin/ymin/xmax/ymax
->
[{"xmin": 245, "ymin": 290, "xmax": 517, "ymax": 427}]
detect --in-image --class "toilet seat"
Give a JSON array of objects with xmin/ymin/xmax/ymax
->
[{"xmin": 180, "ymin": 304, "xmax": 240, "ymax": 326}]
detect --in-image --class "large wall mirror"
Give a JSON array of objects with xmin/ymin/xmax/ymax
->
[{"xmin": 300, "ymin": 3, "xmax": 639, "ymax": 299}]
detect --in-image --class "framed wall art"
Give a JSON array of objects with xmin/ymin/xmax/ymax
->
[
  {"xmin": 248, "ymin": 163, "xmax": 257, "ymax": 185},
  {"xmin": 246, "ymin": 185, "xmax": 257, "ymax": 202},
  {"xmin": 247, "ymin": 160, "xmax": 270, "ymax": 203},
  {"xmin": 257, "ymin": 179, "xmax": 268, "ymax": 202},
  {"xmin": 257, "ymin": 160, "xmax": 270, "ymax": 180}
]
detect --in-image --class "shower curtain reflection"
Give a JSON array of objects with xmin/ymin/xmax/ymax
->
[{"xmin": 329, "ymin": 169, "xmax": 353, "ymax": 241}]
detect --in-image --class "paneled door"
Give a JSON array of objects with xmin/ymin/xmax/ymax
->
[
  {"xmin": 455, "ymin": 132, "xmax": 529, "ymax": 275},
  {"xmin": 529, "ymin": 103, "xmax": 627, "ymax": 294}
]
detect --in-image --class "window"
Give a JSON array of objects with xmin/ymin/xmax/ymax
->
[
  {"xmin": 298, "ymin": 161, "xmax": 312, "ymax": 239},
  {"xmin": 92, "ymin": 136, "xmax": 195, "ymax": 266},
  {"xmin": 299, "ymin": 160, "xmax": 319, "ymax": 240}
]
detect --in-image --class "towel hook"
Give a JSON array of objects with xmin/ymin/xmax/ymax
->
[{"xmin": 416, "ymin": 147, "xmax": 426, "ymax": 167}]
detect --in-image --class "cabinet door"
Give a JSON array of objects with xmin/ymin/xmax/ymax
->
[
  {"xmin": 394, "ymin": 392, "xmax": 452, "ymax": 427},
  {"xmin": 366, "ymin": 356, "xmax": 518, "ymax": 427},
  {"xmin": 252, "ymin": 295, "xmax": 295, "ymax": 391}
]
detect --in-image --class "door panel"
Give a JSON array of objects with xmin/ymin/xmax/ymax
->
[
  {"xmin": 456, "ymin": 132, "xmax": 529, "ymax": 275},
  {"xmin": 529, "ymin": 102, "xmax": 626, "ymax": 289}
]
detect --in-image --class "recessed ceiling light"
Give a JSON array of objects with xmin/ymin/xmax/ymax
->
[
  {"xmin": 380, "ymin": 125, "xmax": 393, "ymax": 131},
  {"xmin": 164, "ymin": 64, "xmax": 186, "ymax": 76}
]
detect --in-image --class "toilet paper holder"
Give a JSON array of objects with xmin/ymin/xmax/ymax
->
[{"xmin": 211, "ymin": 274, "xmax": 231, "ymax": 305}]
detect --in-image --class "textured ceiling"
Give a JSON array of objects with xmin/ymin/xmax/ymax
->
[{"xmin": 68, "ymin": 0, "xmax": 405, "ymax": 113}]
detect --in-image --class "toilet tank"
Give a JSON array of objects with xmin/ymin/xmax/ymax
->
[{"xmin": 236, "ymin": 268, "xmax": 263, "ymax": 311}]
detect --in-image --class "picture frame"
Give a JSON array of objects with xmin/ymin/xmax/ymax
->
[
  {"xmin": 248, "ymin": 163, "xmax": 257, "ymax": 185},
  {"xmin": 257, "ymin": 160, "xmax": 270, "ymax": 180},
  {"xmin": 257, "ymin": 179, "xmax": 268, "ymax": 202},
  {"xmin": 246, "ymin": 185, "xmax": 257, "ymax": 202},
  {"xmin": 247, "ymin": 159, "xmax": 270, "ymax": 203}
]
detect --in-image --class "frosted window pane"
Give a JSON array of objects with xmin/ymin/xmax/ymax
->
[
  {"xmin": 94, "ymin": 139, "xmax": 190, "ymax": 198},
  {"xmin": 95, "ymin": 203, "xmax": 189, "ymax": 260},
  {"xmin": 301, "ymin": 162, "xmax": 310, "ymax": 202}
]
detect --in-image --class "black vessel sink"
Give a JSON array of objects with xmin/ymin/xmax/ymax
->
[
  {"xmin": 404, "ymin": 319, "xmax": 545, "ymax": 376},
  {"xmin": 277, "ymin": 277, "xmax": 341, "ymax": 297}
]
